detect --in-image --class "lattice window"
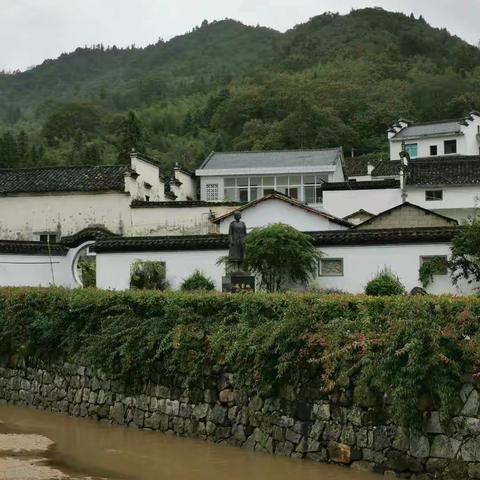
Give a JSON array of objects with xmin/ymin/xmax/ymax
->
[
  {"xmin": 206, "ymin": 184, "xmax": 219, "ymax": 201},
  {"xmin": 319, "ymin": 258, "xmax": 344, "ymax": 277}
]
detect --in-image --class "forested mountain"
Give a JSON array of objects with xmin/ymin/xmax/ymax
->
[{"xmin": 1, "ymin": 8, "xmax": 480, "ymax": 172}]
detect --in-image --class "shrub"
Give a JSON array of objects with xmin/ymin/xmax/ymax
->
[
  {"xmin": 365, "ymin": 268, "xmax": 405, "ymax": 296},
  {"xmin": 78, "ymin": 259, "xmax": 96, "ymax": 288},
  {"xmin": 244, "ymin": 223, "xmax": 321, "ymax": 292},
  {"xmin": 130, "ymin": 260, "xmax": 169, "ymax": 290},
  {"xmin": 180, "ymin": 270, "xmax": 215, "ymax": 291},
  {"xmin": 0, "ymin": 288, "xmax": 479, "ymax": 429},
  {"xmin": 419, "ymin": 257, "xmax": 448, "ymax": 289}
]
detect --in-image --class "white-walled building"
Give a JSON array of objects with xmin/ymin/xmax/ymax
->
[
  {"xmin": 388, "ymin": 112, "xmax": 480, "ymax": 160},
  {"xmin": 196, "ymin": 149, "xmax": 346, "ymax": 206}
]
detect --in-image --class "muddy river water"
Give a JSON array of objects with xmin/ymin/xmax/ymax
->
[{"xmin": 0, "ymin": 404, "xmax": 380, "ymax": 480}]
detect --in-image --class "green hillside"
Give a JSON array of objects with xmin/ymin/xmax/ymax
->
[{"xmin": 1, "ymin": 8, "xmax": 479, "ymax": 172}]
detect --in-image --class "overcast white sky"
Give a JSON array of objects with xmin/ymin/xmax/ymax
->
[{"xmin": 1, "ymin": 0, "xmax": 479, "ymax": 72}]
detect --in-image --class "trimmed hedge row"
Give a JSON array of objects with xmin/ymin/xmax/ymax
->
[{"xmin": 0, "ymin": 287, "xmax": 479, "ymax": 427}]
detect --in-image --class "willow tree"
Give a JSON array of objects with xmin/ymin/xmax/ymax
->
[{"xmin": 244, "ymin": 223, "xmax": 321, "ymax": 292}]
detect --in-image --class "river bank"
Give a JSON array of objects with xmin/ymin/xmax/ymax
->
[{"xmin": 0, "ymin": 404, "xmax": 378, "ymax": 480}]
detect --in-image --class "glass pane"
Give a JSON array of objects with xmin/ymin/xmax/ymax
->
[
  {"xmin": 224, "ymin": 188, "xmax": 236, "ymax": 201},
  {"xmin": 405, "ymin": 143, "xmax": 418, "ymax": 157},
  {"xmin": 237, "ymin": 177, "xmax": 248, "ymax": 186},
  {"xmin": 263, "ymin": 176, "xmax": 274, "ymax": 186},
  {"xmin": 303, "ymin": 175, "xmax": 315, "ymax": 185},
  {"xmin": 224, "ymin": 178, "xmax": 235, "ymax": 187},
  {"xmin": 304, "ymin": 186, "xmax": 315, "ymax": 203},
  {"xmin": 276, "ymin": 176, "xmax": 288, "ymax": 186},
  {"xmin": 239, "ymin": 188, "xmax": 249, "ymax": 202},
  {"xmin": 250, "ymin": 187, "xmax": 259, "ymax": 201},
  {"xmin": 289, "ymin": 176, "xmax": 301, "ymax": 185},
  {"xmin": 289, "ymin": 187, "xmax": 299, "ymax": 200},
  {"xmin": 315, "ymin": 186, "xmax": 323, "ymax": 203},
  {"xmin": 250, "ymin": 177, "xmax": 261, "ymax": 186},
  {"xmin": 276, "ymin": 186, "xmax": 287, "ymax": 195}
]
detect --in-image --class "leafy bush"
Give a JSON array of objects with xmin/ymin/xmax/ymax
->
[
  {"xmin": 244, "ymin": 223, "xmax": 321, "ymax": 292},
  {"xmin": 0, "ymin": 288, "xmax": 479, "ymax": 428},
  {"xmin": 180, "ymin": 270, "xmax": 215, "ymax": 291},
  {"xmin": 365, "ymin": 268, "xmax": 406, "ymax": 296},
  {"xmin": 78, "ymin": 259, "xmax": 96, "ymax": 288},
  {"xmin": 130, "ymin": 260, "xmax": 169, "ymax": 290},
  {"xmin": 419, "ymin": 257, "xmax": 448, "ymax": 289},
  {"xmin": 450, "ymin": 217, "xmax": 480, "ymax": 285}
]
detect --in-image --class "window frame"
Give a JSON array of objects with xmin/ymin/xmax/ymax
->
[
  {"xmin": 425, "ymin": 190, "xmax": 443, "ymax": 202},
  {"xmin": 206, "ymin": 183, "xmax": 219, "ymax": 202},
  {"xmin": 444, "ymin": 139, "xmax": 457, "ymax": 155},
  {"xmin": 430, "ymin": 145, "xmax": 438, "ymax": 156},
  {"xmin": 318, "ymin": 258, "xmax": 344, "ymax": 277},
  {"xmin": 420, "ymin": 255, "xmax": 448, "ymax": 276},
  {"xmin": 404, "ymin": 143, "xmax": 418, "ymax": 158},
  {"xmin": 37, "ymin": 232, "xmax": 57, "ymax": 243}
]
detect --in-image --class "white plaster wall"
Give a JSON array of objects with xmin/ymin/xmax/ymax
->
[
  {"xmin": 130, "ymin": 205, "xmax": 236, "ymax": 236},
  {"xmin": 0, "ymin": 253, "xmax": 74, "ymax": 287},
  {"xmin": 323, "ymin": 189, "xmax": 402, "ymax": 218},
  {"xmin": 406, "ymin": 186, "xmax": 480, "ymax": 222},
  {"xmin": 174, "ymin": 170, "xmax": 197, "ymax": 200},
  {"xmin": 96, "ymin": 249, "xmax": 228, "ymax": 291},
  {"xmin": 390, "ymin": 135, "xmax": 466, "ymax": 161},
  {"xmin": 96, "ymin": 243, "xmax": 477, "ymax": 295},
  {"xmin": 217, "ymin": 199, "xmax": 346, "ymax": 234},
  {"xmin": 200, "ymin": 177, "xmax": 224, "ymax": 201},
  {"xmin": 130, "ymin": 157, "xmax": 165, "ymax": 201},
  {"xmin": 315, "ymin": 243, "xmax": 477, "ymax": 295},
  {"xmin": 0, "ymin": 193, "xmax": 131, "ymax": 241}
]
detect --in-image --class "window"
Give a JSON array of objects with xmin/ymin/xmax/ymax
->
[
  {"xmin": 425, "ymin": 190, "xmax": 443, "ymax": 201},
  {"xmin": 405, "ymin": 143, "xmax": 418, "ymax": 158},
  {"xmin": 444, "ymin": 140, "xmax": 457, "ymax": 154},
  {"xmin": 206, "ymin": 184, "xmax": 219, "ymax": 201},
  {"xmin": 38, "ymin": 233, "xmax": 57, "ymax": 243},
  {"xmin": 430, "ymin": 145, "xmax": 438, "ymax": 156},
  {"xmin": 221, "ymin": 175, "xmax": 329, "ymax": 203},
  {"xmin": 420, "ymin": 256, "xmax": 448, "ymax": 275},
  {"xmin": 145, "ymin": 195, "xmax": 150, "ymax": 202},
  {"xmin": 319, "ymin": 258, "xmax": 344, "ymax": 277}
]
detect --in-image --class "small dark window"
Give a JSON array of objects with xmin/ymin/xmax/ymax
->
[
  {"xmin": 39, "ymin": 233, "xmax": 57, "ymax": 243},
  {"xmin": 430, "ymin": 145, "xmax": 437, "ymax": 156},
  {"xmin": 145, "ymin": 195, "xmax": 150, "ymax": 202},
  {"xmin": 425, "ymin": 190, "xmax": 443, "ymax": 201},
  {"xmin": 444, "ymin": 140, "xmax": 457, "ymax": 154},
  {"xmin": 39, "ymin": 234, "xmax": 48, "ymax": 242}
]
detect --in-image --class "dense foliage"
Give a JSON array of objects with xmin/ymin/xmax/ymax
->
[
  {"xmin": 419, "ymin": 257, "xmax": 448, "ymax": 289},
  {"xmin": 180, "ymin": 270, "xmax": 215, "ymax": 291},
  {"xmin": 130, "ymin": 260, "xmax": 169, "ymax": 290},
  {"xmin": 450, "ymin": 220, "xmax": 480, "ymax": 285},
  {"xmin": 365, "ymin": 268, "xmax": 406, "ymax": 296},
  {"xmin": 1, "ymin": 9, "xmax": 480, "ymax": 172},
  {"xmin": 244, "ymin": 223, "xmax": 321, "ymax": 292},
  {"xmin": 0, "ymin": 288, "xmax": 479, "ymax": 428}
]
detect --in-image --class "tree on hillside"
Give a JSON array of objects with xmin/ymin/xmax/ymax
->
[
  {"xmin": 244, "ymin": 223, "xmax": 321, "ymax": 292},
  {"xmin": 117, "ymin": 111, "xmax": 146, "ymax": 161},
  {"xmin": 450, "ymin": 216, "xmax": 480, "ymax": 284}
]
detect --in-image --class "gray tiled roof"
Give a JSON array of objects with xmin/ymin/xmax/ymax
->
[
  {"xmin": 198, "ymin": 149, "xmax": 343, "ymax": 170},
  {"xmin": 0, "ymin": 240, "xmax": 68, "ymax": 255},
  {"xmin": 371, "ymin": 161, "xmax": 401, "ymax": 177},
  {"xmin": 0, "ymin": 165, "xmax": 129, "ymax": 194},
  {"xmin": 391, "ymin": 120, "xmax": 462, "ymax": 140},
  {"xmin": 407, "ymin": 156, "xmax": 480, "ymax": 186},
  {"xmin": 93, "ymin": 227, "xmax": 462, "ymax": 253}
]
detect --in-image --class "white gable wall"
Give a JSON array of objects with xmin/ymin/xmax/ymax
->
[
  {"xmin": 216, "ymin": 199, "xmax": 346, "ymax": 234},
  {"xmin": 323, "ymin": 188, "xmax": 402, "ymax": 218}
]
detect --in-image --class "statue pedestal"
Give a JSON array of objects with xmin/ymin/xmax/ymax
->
[{"xmin": 222, "ymin": 272, "xmax": 255, "ymax": 293}]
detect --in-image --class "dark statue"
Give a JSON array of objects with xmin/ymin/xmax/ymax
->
[{"xmin": 228, "ymin": 212, "xmax": 247, "ymax": 269}]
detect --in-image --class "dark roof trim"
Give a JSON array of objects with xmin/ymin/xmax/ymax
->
[
  {"xmin": 211, "ymin": 192, "xmax": 352, "ymax": 227},
  {"xmin": 322, "ymin": 179, "xmax": 400, "ymax": 191},
  {"xmin": 93, "ymin": 227, "xmax": 461, "ymax": 253},
  {"xmin": 0, "ymin": 240, "xmax": 68, "ymax": 256},
  {"xmin": 354, "ymin": 202, "xmax": 458, "ymax": 229},
  {"xmin": 131, "ymin": 200, "xmax": 243, "ymax": 208},
  {"xmin": 61, "ymin": 227, "xmax": 120, "ymax": 248}
]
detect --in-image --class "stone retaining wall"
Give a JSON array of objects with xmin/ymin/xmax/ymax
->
[{"xmin": 1, "ymin": 356, "xmax": 480, "ymax": 479}]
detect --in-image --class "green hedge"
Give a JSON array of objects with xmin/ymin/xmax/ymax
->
[{"xmin": 0, "ymin": 288, "xmax": 479, "ymax": 428}]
